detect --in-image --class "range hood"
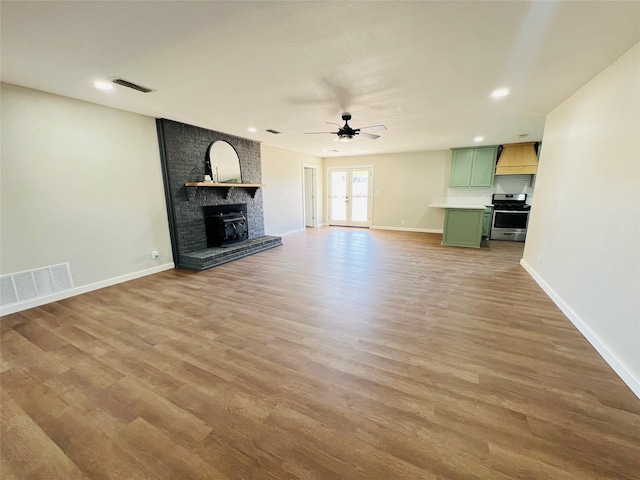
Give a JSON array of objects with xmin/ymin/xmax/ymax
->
[{"xmin": 495, "ymin": 142, "xmax": 539, "ymax": 175}]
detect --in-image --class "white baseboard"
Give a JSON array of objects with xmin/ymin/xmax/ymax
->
[
  {"xmin": 0, "ymin": 263, "xmax": 175, "ymax": 317},
  {"xmin": 280, "ymin": 228, "xmax": 306, "ymax": 237},
  {"xmin": 371, "ymin": 226, "xmax": 444, "ymax": 234},
  {"xmin": 520, "ymin": 259, "xmax": 640, "ymax": 399}
]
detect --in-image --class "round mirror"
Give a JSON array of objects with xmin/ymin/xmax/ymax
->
[{"xmin": 206, "ymin": 141, "xmax": 242, "ymax": 183}]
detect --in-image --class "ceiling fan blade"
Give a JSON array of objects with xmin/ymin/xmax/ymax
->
[
  {"xmin": 357, "ymin": 132, "xmax": 380, "ymax": 140},
  {"xmin": 306, "ymin": 116, "xmax": 385, "ymax": 140},
  {"xmin": 358, "ymin": 125, "xmax": 387, "ymax": 132}
]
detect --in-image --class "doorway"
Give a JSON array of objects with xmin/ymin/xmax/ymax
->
[
  {"xmin": 303, "ymin": 165, "xmax": 318, "ymax": 228},
  {"xmin": 328, "ymin": 167, "xmax": 373, "ymax": 227}
]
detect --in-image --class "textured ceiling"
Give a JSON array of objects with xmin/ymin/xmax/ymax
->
[{"xmin": 2, "ymin": 1, "xmax": 639, "ymax": 157}]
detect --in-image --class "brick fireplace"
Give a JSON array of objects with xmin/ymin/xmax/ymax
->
[{"xmin": 156, "ymin": 119, "xmax": 281, "ymax": 270}]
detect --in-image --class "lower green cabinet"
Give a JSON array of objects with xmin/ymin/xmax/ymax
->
[
  {"xmin": 482, "ymin": 207, "xmax": 493, "ymax": 238},
  {"xmin": 442, "ymin": 209, "xmax": 484, "ymax": 248}
]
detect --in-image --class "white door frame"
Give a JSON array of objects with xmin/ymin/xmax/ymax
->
[
  {"xmin": 302, "ymin": 163, "xmax": 319, "ymax": 228},
  {"xmin": 328, "ymin": 165, "xmax": 374, "ymax": 227}
]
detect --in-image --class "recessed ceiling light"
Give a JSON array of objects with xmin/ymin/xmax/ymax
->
[
  {"xmin": 247, "ymin": 127, "xmax": 257, "ymax": 133},
  {"xmin": 94, "ymin": 81, "xmax": 113, "ymax": 91},
  {"xmin": 491, "ymin": 88, "xmax": 509, "ymax": 98},
  {"xmin": 474, "ymin": 136, "xmax": 484, "ymax": 142}
]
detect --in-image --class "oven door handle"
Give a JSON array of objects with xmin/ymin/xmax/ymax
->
[{"xmin": 494, "ymin": 210, "xmax": 530, "ymax": 214}]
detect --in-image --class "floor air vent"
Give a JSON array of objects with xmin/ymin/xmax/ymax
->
[
  {"xmin": 112, "ymin": 78, "xmax": 154, "ymax": 93},
  {"xmin": 1, "ymin": 263, "xmax": 74, "ymax": 307}
]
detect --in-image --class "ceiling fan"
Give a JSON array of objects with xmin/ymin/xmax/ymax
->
[{"xmin": 305, "ymin": 113, "xmax": 386, "ymax": 142}]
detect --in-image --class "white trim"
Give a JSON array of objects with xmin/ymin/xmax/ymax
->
[
  {"xmin": 520, "ymin": 258, "xmax": 640, "ymax": 399},
  {"xmin": 302, "ymin": 163, "xmax": 319, "ymax": 228},
  {"xmin": 0, "ymin": 263, "xmax": 175, "ymax": 317},
  {"xmin": 280, "ymin": 228, "xmax": 306, "ymax": 237},
  {"xmin": 326, "ymin": 163, "xmax": 376, "ymax": 169},
  {"xmin": 371, "ymin": 226, "xmax": 444, "ymax": 234}
]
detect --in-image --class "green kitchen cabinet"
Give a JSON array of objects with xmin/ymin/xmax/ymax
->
[
  {"xmin": 450, "ymin": 149, "xmax": 474, "ymax": 187},
  {"xmin": 450, "ymin": 146, "xmax": 498, "ymax": 187},
  {"xmin": 482, "ymin": 207, "xmax": 493, "ymax": 238},
  {"xmin": 442, "ymin": 208, "xmax": 484, "ymax": 248}
]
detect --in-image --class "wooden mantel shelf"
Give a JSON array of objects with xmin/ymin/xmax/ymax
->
[
  {"xmin": 185, "ymin": 182, "xmax": 265, "ymax": 188},
  {"xmin": 184, "ymin": 182, "xmax": 265, "ymax": 201}
]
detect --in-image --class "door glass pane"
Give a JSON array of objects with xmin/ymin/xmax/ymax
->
[
  {"xmin": 351, "ymin": 170, "xmax": 369, "ymax": 223},
  {"xmin": 331, "ymin": 171, "xmax": 347, "ymax": 221}
]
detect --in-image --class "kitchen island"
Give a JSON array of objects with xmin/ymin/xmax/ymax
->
[{"xmin": 429, "ymin": 202, "xmax": 489, "ymax": 248}]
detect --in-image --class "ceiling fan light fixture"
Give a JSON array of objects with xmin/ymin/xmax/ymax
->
[{"xmin": 305, "ymin": 114, "xmax": 385, "ymax": 142}]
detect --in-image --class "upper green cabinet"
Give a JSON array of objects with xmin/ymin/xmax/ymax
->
[
  {"xmin": 450, "ymin": 146, "xmax": 498, "ymax": 187},
  {"xmin": 450, "ymin": 149, "xmax": 474, "ymax": 186}
]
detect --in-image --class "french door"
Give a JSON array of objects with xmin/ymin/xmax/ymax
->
[{"xmin": 328, "ymin": 167, "xmax": 373, "ymax": 227}]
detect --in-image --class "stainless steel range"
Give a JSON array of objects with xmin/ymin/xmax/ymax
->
[{"xmin": 490, "ymin": 193, "xmax": 531, "ymax": 242}]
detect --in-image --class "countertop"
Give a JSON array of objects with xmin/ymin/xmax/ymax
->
[{"xmin": 429, "ymin": 202, "xmax": 490, "ymax": 210}]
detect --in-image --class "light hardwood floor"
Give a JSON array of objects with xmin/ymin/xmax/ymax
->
[{"xmin": 1, "ymin": 227, "xmax": 639, "ymax": 479}]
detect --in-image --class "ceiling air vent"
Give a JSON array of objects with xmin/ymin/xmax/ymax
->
[
  {"xmin": 265, "ymin": 129, "xmax": 281, "ymax": 135},
  {"xmin": 112, "ymin": 78, "xmax": 154, "ymax": 93}
]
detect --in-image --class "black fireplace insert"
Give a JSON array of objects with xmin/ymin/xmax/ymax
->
[{"xmin": 203, "ymin": 204, "xmax": 248, "ymax": 248}]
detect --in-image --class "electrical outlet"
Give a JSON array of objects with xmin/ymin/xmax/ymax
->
[
  {"xmin": 401, "ymin": 220, "xmax": 406, "ymax": 226},
  {"xmin": 151, "ymin": 250, "xmax": 159, "ymax": 260}
]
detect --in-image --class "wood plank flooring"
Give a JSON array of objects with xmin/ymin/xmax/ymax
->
[{"xmin": 2, "ymin": 227, "xmax": 639, "ymax": 479}]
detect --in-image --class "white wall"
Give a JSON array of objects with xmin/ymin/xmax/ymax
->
[
  {"xmin": 324, "ymin": 151, "xmax": 448, "ymax": 232},
  {"xmin": 448, "ymin": 174, "xmax": 537, "ymax": 205},
  {"xmin": 522, "ymin": 43, "xmax": 640, "ymax": 397},
  {"xmin": 261, "ymin": 144, "xmax": 323, "ymax": 236},
  {"xmin": 1, "ymin": 83, "xmax": 173, "ymax": 313}
]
